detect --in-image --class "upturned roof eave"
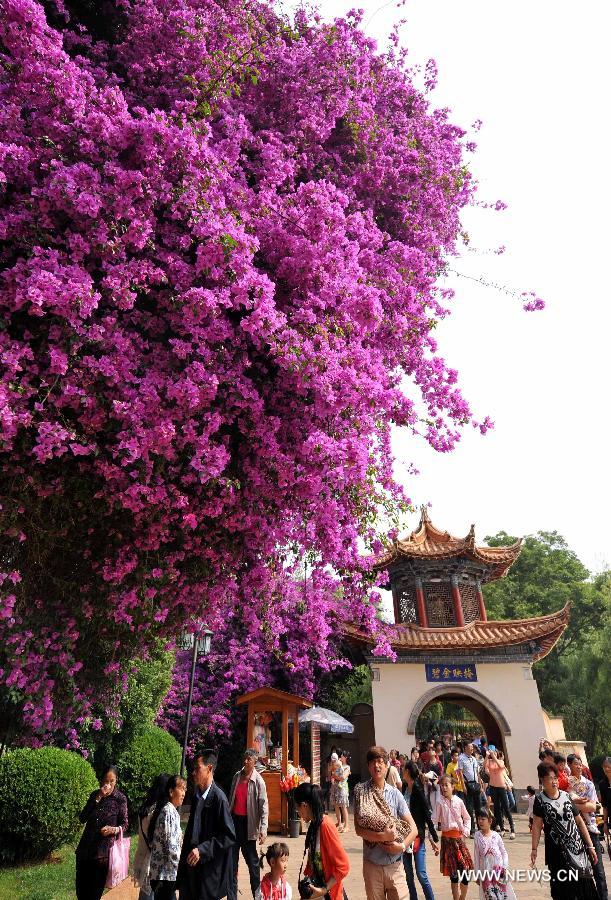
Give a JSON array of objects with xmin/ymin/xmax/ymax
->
[
  {"xmin": 343, "ymin": 603, "xmax": 570, "ymax": 662},
  {"xmin": 373, "ymin": 541, "xmax": 523, "ymax": 573}
]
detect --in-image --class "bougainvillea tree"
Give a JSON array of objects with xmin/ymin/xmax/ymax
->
[{"xmin": 0, "ymin": 0, "xmax": 505, "ymax": 747}]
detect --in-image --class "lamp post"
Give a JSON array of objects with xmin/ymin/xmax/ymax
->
[{"xmin": 179, "ymin": 624, "xmax": 213, "ymax": 778}]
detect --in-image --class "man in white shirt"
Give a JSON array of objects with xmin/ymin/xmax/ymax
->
[
  {"xmin": 354, "ymin": 746, "xmax": 417, "ymax": 900},
  {"xmin": 457, "ymin": 744, "xmax": 482, "ymax": 836}
]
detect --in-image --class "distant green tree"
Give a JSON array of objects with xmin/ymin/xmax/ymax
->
[
  {"xmin": 315, "ymin": 665, "xmax": 372, "ymax": 719},
  {"xmin": 91, "ymin": 643, "xmax": 175, "ymax": 771},
  {"xmin": 559, "ymin": 572, "xmax": 611, "ymax": 757},
  {"xmin": 416, "ymin": 701, "xmax": 482, "ymax": 741},
  {"xmin": 122, "ymin": 648, "xmax": 176, "ymax": 739},
  {"xmin": 484, "ymin": 531, "xmax": 610, "ymax": 756}
]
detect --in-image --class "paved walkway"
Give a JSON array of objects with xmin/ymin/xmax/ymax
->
[{"xmin": 107, "ymin": 814, "xmax": 610, "ymax": 900}]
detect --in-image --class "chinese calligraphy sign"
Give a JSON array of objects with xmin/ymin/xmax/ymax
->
[{"xmin": 425, "ymin": 663, "xmax": 478, "ymax": 682}]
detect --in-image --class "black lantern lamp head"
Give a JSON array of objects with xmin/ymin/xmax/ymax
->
[{"xmin": 196, "ymin": 627, "xmax": 213, "ymax": 656}]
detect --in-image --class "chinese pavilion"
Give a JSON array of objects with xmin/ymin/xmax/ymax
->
[{"xmin": 345, "ymin": 509, "xmax": 570, "ymax": 792}]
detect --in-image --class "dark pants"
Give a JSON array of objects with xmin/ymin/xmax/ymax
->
[
  {"xmin": 464, "ymin": 783, "xmax": 482, "ymax": 833},
  {"xmin": 589, "ymin": 831, "xmax": 608, "ymax": 900},
  {"xmin": 75, "ymin": 856, "xmax": 109, "ymax": 900},
  {"xmin": 324, "ymin": 781, "xmax": 332, "ymax": 812},
  {"xmin": 403, "ymin": 842, "xmax": 435, "ymax": 900},
  {"xmin": 151, "ymin": 880, "xmax": 177, "ymax": 900},
  {"xmin": 490, "ymin": 786, "xmax": 514, "ymax": 833},
  {"xmin": 227, "ymin": 814, "xmax": 261, "ymax": 900}
]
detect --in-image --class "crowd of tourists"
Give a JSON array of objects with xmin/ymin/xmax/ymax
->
[{"xmin": 74, "ymin": 741, "xmax": 610, "ymax": 900}]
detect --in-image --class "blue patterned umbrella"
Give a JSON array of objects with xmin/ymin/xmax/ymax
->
[{"xmin": 298, "ymin": 706, "xmax": 354, "ymax": 733}]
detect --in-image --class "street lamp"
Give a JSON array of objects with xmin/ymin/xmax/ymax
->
[{"xmin": 179, "ymin": 624, "xmax": 213, "ymax": 777}]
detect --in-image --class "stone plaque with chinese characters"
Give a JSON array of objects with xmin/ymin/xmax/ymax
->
[{"xmin": 425, "ymin": 663, "xmax": 478, "ymax": 682}]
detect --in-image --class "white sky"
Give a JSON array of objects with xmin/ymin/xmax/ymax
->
[{"xmin": 287, "ymin": 0, "xmax": 611, "ymax": 575}]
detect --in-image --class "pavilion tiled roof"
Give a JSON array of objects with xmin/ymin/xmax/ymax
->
[
  {"xmin": 375, "ymin": 508, "xmax": 522, "ymax": 580},
  {"xmin": 344, "ymin": 603, "xmax": 570, "ymax": 662}
]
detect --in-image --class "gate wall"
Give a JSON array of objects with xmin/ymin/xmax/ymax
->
[{"xmin": 370, "ymin": 660, "xmax": 547, "ymax": 792}]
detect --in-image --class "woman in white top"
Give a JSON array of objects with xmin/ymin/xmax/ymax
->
[
  {"xmin": 148, "ymin": 775, "xmax": 187, "ymax": 900},
  {"xmin": 432, "ymin": 775, "xmax": 473, "ymax": 900},
  {"xmin": 133, "ymin": 774, "xmax": 171, "ymax": 900}
]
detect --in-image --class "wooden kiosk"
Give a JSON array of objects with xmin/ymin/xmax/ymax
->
[{"xmin": 237, "ymin": 687, "xmax": 312, "ymax": 835}]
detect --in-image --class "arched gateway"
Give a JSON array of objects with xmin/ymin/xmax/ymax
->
[{"xmin": 345, "ymin": 509, "xmax": 569, "ymax": 793}]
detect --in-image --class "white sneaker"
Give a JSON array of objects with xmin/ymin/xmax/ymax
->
[{"xmin": 509, "ymin": 832, "xmax": 516, "ymax": 840}]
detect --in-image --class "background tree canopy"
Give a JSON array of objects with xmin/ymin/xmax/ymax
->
[
  {"xmin": 484, "ymin": 530, "xmax": 610, "ymax": 757},
  {"xmin": 315, "ymin": 664, "xmax": 373, "ymax": 720}
]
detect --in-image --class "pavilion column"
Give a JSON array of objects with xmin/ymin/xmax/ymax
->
[
  {"xmin": 392, "ymin": 585, "xmax": 401, "ymax": 624},
  {"xmin": 310, "ymin": 722, "xmax": 321, "ymax": 785},
  {"xmin": 415, "ymin": 577, "xmax": 428, "ymax": 627},
  {"xmin": 451, "ymin": 575, "xmax": 465, "ymax": 627},
  {"xmin": 282, "ymin": 706, "xmax": 289, "ymax": 835},
  {"xmin": 292, "ymin": 704, "xmax": 300, "ymax": 768},
  {"xmin": 476, "ymin": 579, "xmax": 487, "ymax": 621}
]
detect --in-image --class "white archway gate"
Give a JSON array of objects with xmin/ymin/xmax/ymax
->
[
  {"xmin": 408, "ymin": 684, "xmax": 511, "ymax": 748},
  {"xmin": 406, "ymin": 684, "xmax": 512, "ymax": 735},
  {"xmin": 370, "ymin": 659, "xmax": 546, "ymax": 793}
]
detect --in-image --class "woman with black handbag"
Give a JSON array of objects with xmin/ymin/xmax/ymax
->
[
  {"xmin": 531, "ymin": 761, "xmax": 599, "ymax": 899},
  {"xmin": 293, "ymin": 783, "xmax": 349, "ymax": 900},
  {"xmin": 402, "ymin": 761, "xmax": 439, "ymax": 900},
  {"xmin": 133, "ymin": 774, "xmax": 171, "ymax": 900}
]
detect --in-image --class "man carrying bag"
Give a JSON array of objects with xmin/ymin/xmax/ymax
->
[{"xmin": 457, "ymin": 744, "xmax": 482, "ymax": 837}]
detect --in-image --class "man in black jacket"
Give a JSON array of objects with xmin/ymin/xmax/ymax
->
[{"xmin": 178, "ymin": 750, "xmax": 236, "ymax": 900}]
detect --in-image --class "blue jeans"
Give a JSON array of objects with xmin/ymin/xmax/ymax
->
[{"xmin": 403, "ymin": 841, "xmax": 435, "ymax": 900}]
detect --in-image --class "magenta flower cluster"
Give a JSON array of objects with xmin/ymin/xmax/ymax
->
[{"xmin": 1, "ymin": 0, "xmax": 487, "ymax": 745}]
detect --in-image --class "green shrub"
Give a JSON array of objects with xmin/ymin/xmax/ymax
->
[
  {"xmin": 116, "ymin": 725, "xmax": 181, "ymax": 821},
  {"xmin": 0, "ymin": 747, "xmax": 98, "ymax": 864}
]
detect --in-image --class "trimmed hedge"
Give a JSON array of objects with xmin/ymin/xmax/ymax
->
[
  {"xmin": 0, "ymin": 747, "xmax": 98, "ymax": 864},
  {"xmin": 116, "ymin": 725, "xmax": 181, "ymax": 821}
]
